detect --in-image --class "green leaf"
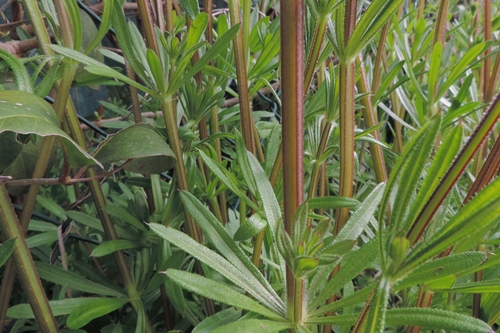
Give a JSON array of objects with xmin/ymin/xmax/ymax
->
[
  {"xmin": 308, "ymin": 283, "xmax": 376, "ymax": 317},
  {"xmin": 178, "ymin": 0, "xmax": 200, "ymax": 20},
  {"xmin": 149, "ymin": 222, "xmax": 285, "ymax": 316},
  {"xmin": 192, "ymin": 308, "xmax": 241, "ymax": 333},
  {"xmin": 234, "ymin": 213, "xmax": 267, "ymax": 241},
  {"xmin": 93, "ymin": 124, "xmax": 176, "ymax": 174},
  {"xmin": 428, "ymin": 42, "xmax": 442, "ymax": 103},
  {"xmin": 66, "ymin": 298, "xmax": 129, "ymax": 329},
  {"xmin": 336, "ymin": 183, "xmax": 385, "ymax": 242},
  {"xmin": 394, "ymin": 251, "xmax": 487, "ymax": 290},
  {"xmin": 0, "ymin": 90, "xmax": 102, "ymax": 168},
  {"xmin": 384, "ymin": 308, "xmax": 493, "ymax": 332},
  {"xmin": 7, "ymin": 297, "xmax": 102, "ymax": 319},
  {"xmin": 247, "ymin": 151, "xmax": 281, "ymax": 235},
  {"xmin": 433, "ymin": 279, "xmax": 500, "ymax": 293},
  {"xmin": 0, "ymin": 49, "xmax": 32, "ymax": 92},
  {"xmin": 167, "ymin": 24, "xmax": 240, "ymax": 95},
  {"xmin": 166, "ymin": 269, "xmax": 285, "ymax": 321},
  {"xmin": 50, "ymin": 45, "xmax": 158, "ymax": 97},
  {"xmin": 306, "ymin": 196, "xmax": 359, "ymax": 211},
  {"xmin": 345, "ymin": 0, "xmax": 404, "ymax": 60},
  {"xmin": 67, "ymin": 211, "xmax": 136, "ymax": 240},
  {"xmin": 234, "ymin": 130, "xmax": 257, "ymax": 196},
  {"xmin": 91, "ymin": 240, "xmax": 142, "ymax": 257},
  {"xmin": 198, "ymin": 149, "xmax": 257, "ymax": 210},
  {"xmin": 373, "ymin": 60, "xmax": 404, "ymax": 104},
  {"xmin": 211, "ymin": 319, "xmax": 293, "ymax": 333},
  {"xmin": 85, "ymin": 0, "xmax": 114, "ymax": 55},
  {"xmin": 403, "ymin": 123, "xmax": 463, "ymax": 231},
  {"xmin": 0, "ymin": 237, "xmax": 16, "ymax": 267},
  {"xmin": 389, "ymin": 115, "xmax": 441, "ymax": 239},
  {"xmin": 402, "ymin": 177, "xmax": 500, "ymax": 274},
  {"xmin": 146, "ymin": 49, "xmax": 166, "ymax": 93},
  {"xmin": 248, "ymin": 29, "xmax": 280, "ymax": 79},
  {"xmin": 103, "ymin": 205, "xmax": 147, "ymax": 232},
  {"xmin": 309, "ymin": 237, "xmax": 378, "ymax": 308},
  {"xmin": 436, "ymin": 43, "xmax": 486, "ymax": 100},
  {"xmin": 35, "ymin": 262, "xmax": 126, "ymax": 297},
  {"xmin": 36, "ymin": 195, "xmax": 67, "ymax": 221},
  {"xmin": 63, "ymin": 0, "xmax": 82, "ymax": 51}
]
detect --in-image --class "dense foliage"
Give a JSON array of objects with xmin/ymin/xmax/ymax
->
[{"xmin": 1, "ymin": 0, "xmax": 500, "ymax": 332}]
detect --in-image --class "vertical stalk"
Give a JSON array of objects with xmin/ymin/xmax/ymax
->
[
  {"xmin": 433, "ymin": 0, "xmax": 449, "ymax": 46},
  {"xmin": 227, "ymin": 0, "xmax": 256, "ymax": 154},
  {"xmin": 357, "ymin": 55, "xmax": 388, "ymax": 185},
  {"xmin": 304, "ymin": 16, "xmax": 328, "ymax": 91},
  {"xmin": 0, "ymin": 184, "xmax": 59, "ymax": 333},
  {"xmin": 280, "ymin": 0, "xmax": 305, "ymax": 326},
  {"xmin": 333, "ymin": 0, "xmax": 357, "ymax": 236},
  {"xmin": 136, "ymin": 0, "xmax": 160, "ymax": 54}
]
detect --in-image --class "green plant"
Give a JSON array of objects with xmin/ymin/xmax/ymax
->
[{"xmin": 1, "ymin": 0, "xmax": 500, "ymax": 332}]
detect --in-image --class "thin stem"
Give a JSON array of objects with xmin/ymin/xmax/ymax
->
[
  {"xmin": 0, "ymin": 185, "xmax": 59, "ymax": 333},
  {"xmin": 228, "ymin": 0, "xmax": 256, "ymax": 154},
  {"xmin": 304, "ymin": 16, "xmax": 328, "ymax": 92},
  {"xmin": 357, "ymin": 55, "xmax": 388, "ymax": 185},
  {"xmin": 136, "ymin": 0, "xmax": 159, "ymax": 54}
]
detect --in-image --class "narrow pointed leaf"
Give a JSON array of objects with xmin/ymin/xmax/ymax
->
[
  {"xmin": 211, "ymin": 319, "xmax": 293, "ymax": 333},
  {"xmin": 91, "ymin": 240, "xmax": 142, "ymax": 257},
  {"xmin": 35, "ymin": 262, "xmax": 126, "ymax": 297},
  {"xmin": 384, "ymin": 308, "xmax": 493, "ymax": 332},
  {"xmin": 7, "ymin": 297, "xmax": 102, "ymax": 319},
  {"xmin": 166, "ymin": 269, "xmax": 284, "ymax": 321},
  {"xmin": 0, "ymin": 237, "xmax": 16, "ymax": 267},
  {"xmin": 66, "ymin": 298, "xmax": 128, "ymax": 329}
]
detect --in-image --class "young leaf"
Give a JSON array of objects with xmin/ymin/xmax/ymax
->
[
  {"xmin": 92, "ymin": 123, "xmax": 176, "ymax": 174},
  {"xmin": 66, "ymin": 298, "xmax": 129, "ymax": 329},
  {"xmin": 234, "ymin": 213, "xmax": 267, "ymax": 241},
  {"xmin": 84, "ymin": 0, "xmax": 114, "ymax": 55},
  {"xmin": 166, "ymin": 269, "xmax": 285, "ymax": 321},
  {"xmin": 0, "ymin": 49, "xmax": 32, "ymax": 92}
]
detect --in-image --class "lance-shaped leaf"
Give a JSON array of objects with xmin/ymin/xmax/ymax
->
[
  {"xmin": 66, "ymin": 298, "xmax": 129, "ymax": 329},
  {"xmin": 165, "ymin": 269, "xmax": 285, "ymax": 321},
  {"xmin": 384, "ymin": 308, "xmax": 493, "ymax": 332},
  {"xmin": 401, "ymin": 177, "xmax": 500, "ymax": 274},
  {"xmin": 7, "ymin": 297, "xmax": 102, "ymax": 319},
  {"xmin": 93, "ymin": 123, "xmax": 176, "ymax": 174},
  {"xmin": 211, "ymin": 319, "xmax": 293, "ymax": 333},
  {"xmin": 0, "ymin": 90, "xmax": 101, "ymax": 168}
]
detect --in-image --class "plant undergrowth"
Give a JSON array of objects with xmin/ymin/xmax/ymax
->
[{"xmin": 0, "ymin": 0, "xmax": 500, "ymax": 332}]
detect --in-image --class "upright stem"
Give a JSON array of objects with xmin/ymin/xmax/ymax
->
[
  {"xmin": 228, "ymin": 0, "xmax": 256, "ymax": 154},
  {"xmin": 334, "ymin": 0, "xmax": 357, "ymax": 235},
  {"xmin": 0, "ymin": 185, "xmax": 59, "ymax": 333},
  {"xmin": 280, "ymin": 0, "xmax": 305, "ymax": 326},
  {"xmin": 304, "ymin": 16, "xmax": 328, "ymax": 92}
]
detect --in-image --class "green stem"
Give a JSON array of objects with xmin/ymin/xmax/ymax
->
[
  {"xmin": 0, "ymin": 185, "xmax": 59, "ymax": 333},
  {"xmin": 137, "ymin": 0, "xmax": 160, "ymax": 54},
  {"xmin": 280, "ymin": 0, "xmax": 305, "ymax": 326},
  {"xmin": 357, "ymin": 56, "xmax": 388, "ymax": 185},
  {"xmin": 304, "ymin": 16, "xmax": 328, "ymax": 92},
  {"xmin": 228, "ymin": 0, "xmax": 255, "ymax": 154}
]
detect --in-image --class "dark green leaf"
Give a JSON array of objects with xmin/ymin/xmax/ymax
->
[
  {"xmin": 93, "ymin": 124, "xmax": 175, "ymax": 174},
  {"xmin": 66, "ymin": 298, "xmax": 128, "ymax": 329}
]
